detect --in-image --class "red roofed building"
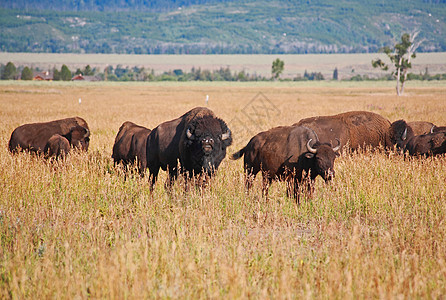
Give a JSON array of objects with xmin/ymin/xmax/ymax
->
[{"xmin": 33, "ymin": 71, "xmax": 53, "ymax": 81}]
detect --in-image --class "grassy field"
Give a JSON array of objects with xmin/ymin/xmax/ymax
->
[
  {"xmin": 1, "ymin": 52, "xmax": 446, "ymax": 79},
  {"xmin": 1, "ymin": 80, "xmax": 446, "ymax": 298}
]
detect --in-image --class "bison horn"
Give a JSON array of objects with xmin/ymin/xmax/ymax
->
[
  {"xmin": 306, "ymin": 139, "xmax": 317, "ymax": 154},
  {"xmin": 402, "ymin": 128, "xmax": 407, "ymax": 141},
  {"xmin": 186, "ymin": 128, "xmax": 193, "ymax": 139},
  {"xmin": 431, "ymin": 125, "xmax": 436, "ymax": 134},
  {"xmin": 221, "ymin": 129, "xmax": 231, "ymax": 140},
  {"xmin": 84, "ymin": 128, "xmax": 90, "ymax": 138},
  {"xmin": 332, "ymin": 138, "xmax": 341, "ymax": 152}
]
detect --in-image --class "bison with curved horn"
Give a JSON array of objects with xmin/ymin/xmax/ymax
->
[
  {"xmin": 389, "ymin": 119, "xmax": 436, "ymax": 150},
  {"xmin": 294, "ymin": 111, "xmax": 391, "ymax": 152},
  {"xmin": 9, "ymin": 117, "xmax": 90, "ymax": 155},
  {"xmin": 146, "ymin": 107, "xmax": 232, "ymax": 189},
  {"xmin": 230, "ymin": 125, "xmax": 340, "ymax": 202}
]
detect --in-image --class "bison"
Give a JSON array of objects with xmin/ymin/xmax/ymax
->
[
  {"xmin": 431, "ymin": 125, "xmax": 446, "ymax": 133},
  {"xmin": 294, "ymin": 111, "xmax": 391, "ymax": 152},
  {"xmin": 389, "ymin": 119, "xmax": 436, "ymax": 150},
  {"xmin": 404, "ymin": 131, "xmax": 446, "ymax": 157},
  {"xmin": 112, "ymin": 121, "xmax": 151, "ymax": 176},
  {"xmin": 146, "ymin": 107, "xmax": 232, "ymax": 189},
  {"xmin": 9, "ymin": 117, "xmax": 90, "ymax": 154},
  {"xmin": 44, "ymin": 134, "xmax": 71, "ymax": 159},
  {"xmin": 230, "ymin": 125, "xmax": 340, "ymax": 202}
]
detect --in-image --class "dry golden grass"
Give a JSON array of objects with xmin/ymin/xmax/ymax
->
[{"xmin": 0, "ymin": 81, "xmax": 446, "ymax": 298}]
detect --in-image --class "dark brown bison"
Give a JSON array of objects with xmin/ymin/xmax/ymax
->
[
  {"xmin": 404, "ymin": 131, "xmax": 446, "ymax": 157},
  {"xmin": 389, "ymin": 120, "xmax": 436, "ymax": 150},
  {"xmin": 294, "ymin": 111, "xmax": 391, "ymax": 152},
  {"xmin": 9, "ymin": 117, "xmax": 90, "ymax": 154},
  {"xmin": 431, "ymin": 125, "xmax": 446, "ymax": 133},
  {"xmin": 44, "ymin": 134, "xmax": 71, "ymax": 159},
  {"xmin": 146, "ymin": 107, "xmax": 232, "ymax": 188},
  {"xmin": 112, "ymin": 121, "xmax": 151, "ymax": 176},
  {"xmin": 230, "ymin": 125, "xmax": 340, "ymax": 202}
]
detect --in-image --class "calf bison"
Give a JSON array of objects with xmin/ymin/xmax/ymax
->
[
  {"xmin": 294, "ymin": 111, "xmax": 391, "ymax": 152},
  {"xmin": 9, "ymin": 117, "xmax": 90, "ymax": 154},
  {"xmin": 44, "ymin": 134, "xmax": 71, "ymax": 159},
  {"xmin": 230, "ymin": 125, "xmax": 340, "ymax": 202},
  {"xmin": 112, "ymin": 121, "xmax": 151, "ymax": 176},
  {"xmin": 146, "ymin": 107, "xmax": 232, "ymax": 189}
]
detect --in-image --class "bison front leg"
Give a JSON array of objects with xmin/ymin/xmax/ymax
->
[
  {"xmin": 292, "ymin": 177, "xmax": 301, "ymax": 204},
  {"xmin": 305, "ymin": 179, "xmax": 315, "ymax": 199},
  {"xmin": 295, "ymin": 175, "xmax": 315, "ymax": 203}
]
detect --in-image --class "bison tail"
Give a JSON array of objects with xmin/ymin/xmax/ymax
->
[{"xmin": 230, "ymin": 147, "xmax": 245, "ymax": 160}]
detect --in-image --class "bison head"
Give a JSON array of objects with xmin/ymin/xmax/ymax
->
[
  {"xmin": 304, "ymin": 138, "xmax": 340, "ymax": 181},
  {"xmin": 64, "ymin": 125, "xmax": 90, "ymax": 151},
  {"xmin": 389, "ymin": 120, "xmax": 414, "ymax": 149},
  {"xmin": 183, "ymin": 116, "xmax": 232, "ymax": 176}
]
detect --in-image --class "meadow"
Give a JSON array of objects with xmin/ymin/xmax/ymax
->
[{"xmin": 0, "ymin": 80, "xmax": 446, "ymax": 298}]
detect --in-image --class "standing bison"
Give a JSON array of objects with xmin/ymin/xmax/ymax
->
[
  {"xmin": 230, "ymin": 125, "xmax": 340, "ymax": 202},
  {"xmin": 9, "ymin": 117, "xmax": 90, "ymax": 154},
  {"xmin": 146, "ymin": 107, "xmax": 232, "ymax": 189},
  {"xmin": 112, "ymin": 121, "xmax": 151, "ymax": 176},
  {"xmin": 294, "ymin": 111, "xmax": 391, "ymax": 152}
]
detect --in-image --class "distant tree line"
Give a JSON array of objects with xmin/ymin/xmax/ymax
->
[{"xmin": 1, "ymin": 62, "xmax": 446, "ymax": 82}]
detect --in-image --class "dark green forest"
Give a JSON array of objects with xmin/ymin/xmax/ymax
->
[{"xmin": 1, "ymin": 0, "xmax": 445, "ymax": 54}]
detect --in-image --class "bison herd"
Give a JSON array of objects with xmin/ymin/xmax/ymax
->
[{"xmin": 8, "ymin": 107, "xmax": 446, "ymax": 201}]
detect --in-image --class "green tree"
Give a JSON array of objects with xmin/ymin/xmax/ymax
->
[
  {"xmin": 60, "ymin": 64, "xmax": 72, "ymax": 81},
  {"xmin": 372, "ymin": 32, "xmax": 421, "ymax": 96},
  {"xmin": 2, "ymin": 62, "xmax": 17, "ymax": 80},
  {"xmin": 21, "ymin": 66, "xmax": 33, "ymax": 80},
  {"xmin": 272, "ymin": 58, "xmax": 284, "ymax": 80},
  {"xmin": 53, "ymin": 68, "xmax": 61, "ymax": 81},
  {"xmin": 83, "ymin": 65, "xmax": 94, "ymax": 76}
]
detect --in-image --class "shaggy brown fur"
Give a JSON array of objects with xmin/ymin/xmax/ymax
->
[
  {"xmin": 231, "ymin": 125, "xmax": 340, "ymax": 202},
  {"xmin": 9, "ymin": 117, "xmax": 90, "ymax": 154},
  {"xmin": 146, "ymin": 107, "xmax": 232, "ymax": 189},
  {"xmin": 112, "ymin": 121, "xmax": 151, "ymax": 176},
  {"xmin": 295, "ymin": 111, "xmax": 391, "ymax": 152}
]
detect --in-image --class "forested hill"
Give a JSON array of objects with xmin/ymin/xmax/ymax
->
[
  {"xmin": 0, "ymin": 0, "xmax": 232, "ymax": 12},
  {"xmin": 1, "ymin": 0, "xmax": 445, "ymax": 54}
]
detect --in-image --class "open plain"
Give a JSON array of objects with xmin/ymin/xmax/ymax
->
[{"xmin": 0, "ymin": 80, "xmax": 446, "ymax": 298}]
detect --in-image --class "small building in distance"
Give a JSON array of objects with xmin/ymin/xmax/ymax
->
[
  {"xmin": 33, "ymin": 71, "xmax": 53, "ymax": 81},
  {"xmin": 71, "ymin": 74, "xmax": 101, "ymax": 81}
]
